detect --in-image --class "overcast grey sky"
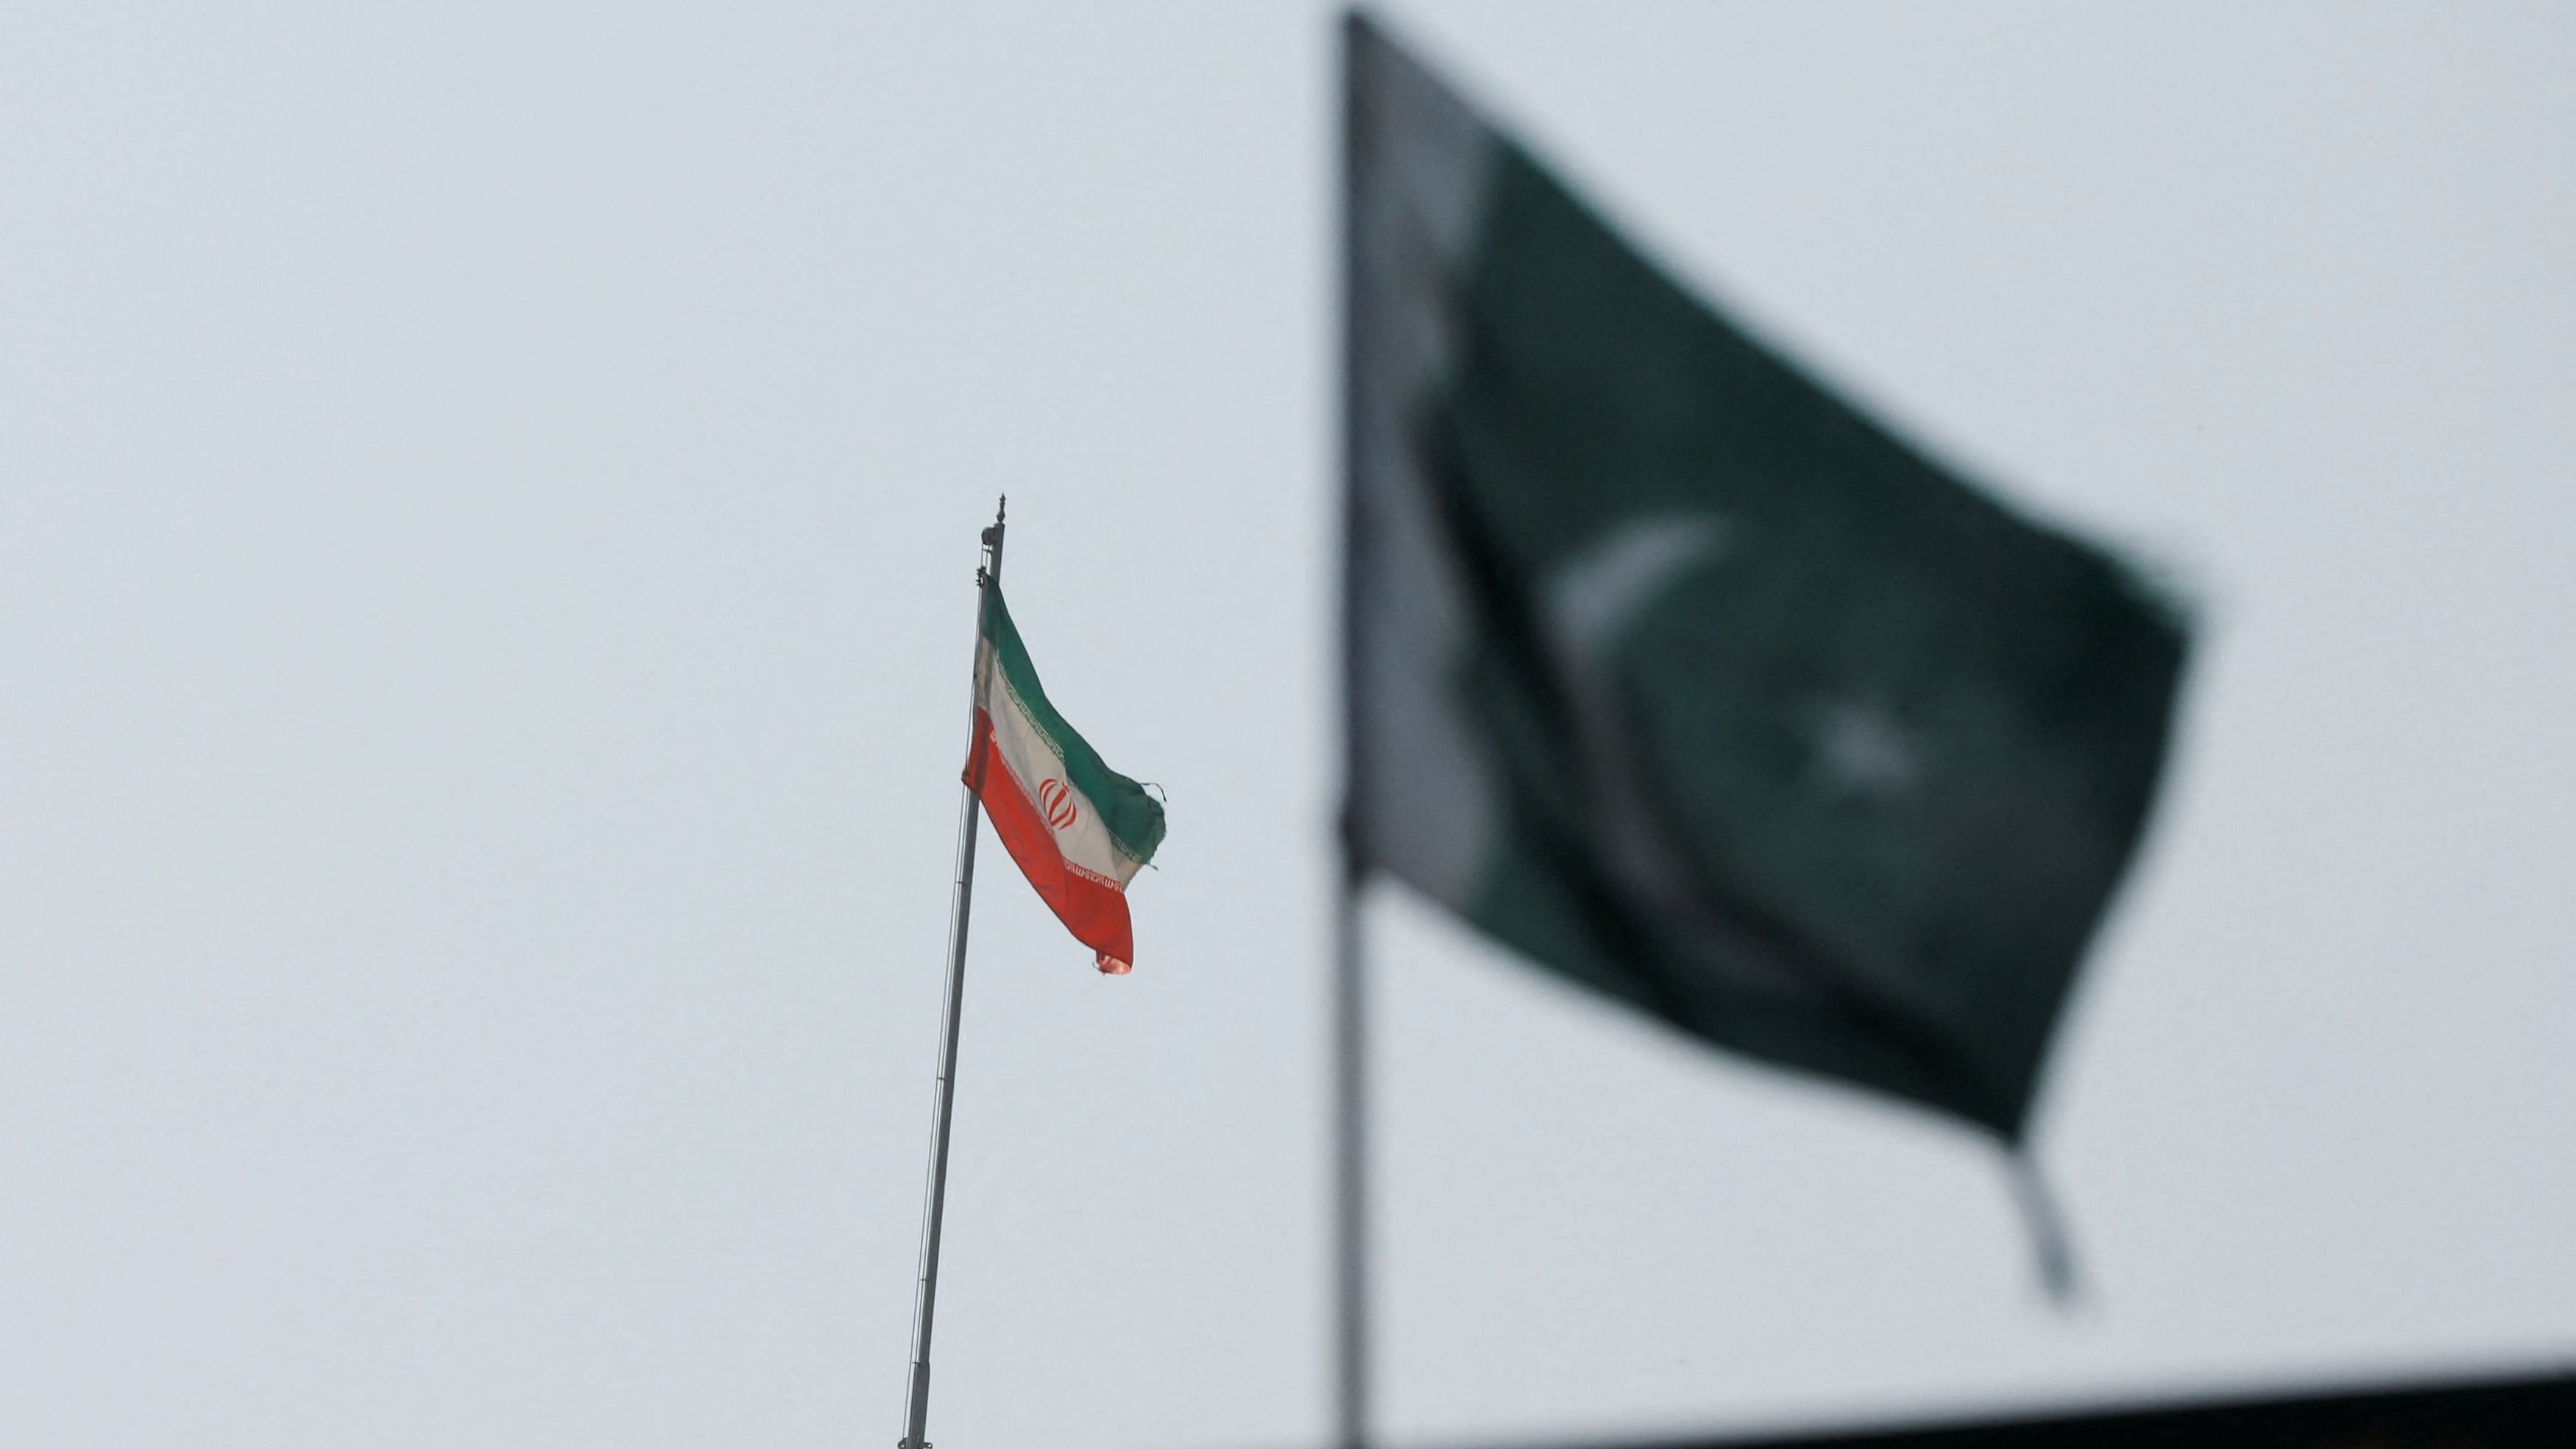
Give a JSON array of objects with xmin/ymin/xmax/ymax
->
[{"xmin": 4, "ymin": 4, "xmax": 2572, "ymax": 1447}]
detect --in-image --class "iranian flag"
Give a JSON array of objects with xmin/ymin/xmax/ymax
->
[{"xmin": 965, "ymin": 583, "xmax": 1167, "ymax": 974}]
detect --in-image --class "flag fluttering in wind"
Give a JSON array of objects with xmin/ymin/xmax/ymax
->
[
  {"xmin": 901, "ymin": 522, "xmax": 1171, "ymax": 1449},
  {"xmin": 966, "ymin": 582, "xmax": 1167, "ymax": 973},
  {"xmin": 1342, "ymin": 16, "xmax": 2190, "ymax": 1139}
]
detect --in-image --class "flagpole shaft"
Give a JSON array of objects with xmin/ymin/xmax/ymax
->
[
  {"xmin": 900, "ymin": 502, "xmax": 1005, "ymax": 1449},
  {"xmin": 1334, "ymin": 17, "xmax": 1374, "ymax": 1441},
  {"xmin": 1331, "ymin": 857, "xmax": 1372, "ymax": 1449}
]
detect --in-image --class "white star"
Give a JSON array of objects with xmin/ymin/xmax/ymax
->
[{"xmin": 1813, "ymin": 701, "xmax": 1919, "ymax": 796}]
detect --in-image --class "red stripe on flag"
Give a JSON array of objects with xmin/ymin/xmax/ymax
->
[{"xmin": 966, "ymin": 709, "xmax": 1136, "ymax": 973}]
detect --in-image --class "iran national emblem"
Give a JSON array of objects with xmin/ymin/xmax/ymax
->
[{"xmin": 1037, "ymin": 777, "xmax": 1078, "ymax": 832}]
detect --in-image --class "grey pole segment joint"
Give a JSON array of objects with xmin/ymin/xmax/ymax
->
[{"xmin": 899, "ymin": 497, "xmax": 1005, "ymax": 1449}]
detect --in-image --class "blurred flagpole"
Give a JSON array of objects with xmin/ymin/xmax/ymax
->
[
  {"xmin": 1331, "ymin": 860, "xmax": 1373, "ymax": 1449},
  {"xmin": 1335, "ymin": 13, "xmax": 1373, "ymax": 1443},
  {"xmin": 899, "ymin": 498, "xmax": 1006, "ymax": 1449}
]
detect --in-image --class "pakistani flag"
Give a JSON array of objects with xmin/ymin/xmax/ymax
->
[
  {"xmin": 966, "ymin": 584, "xmax": 1167, "ymax": 974},
  {"xmin": 1342, "ymin": 16, "xmax": 2189, "ymax": 1138}
]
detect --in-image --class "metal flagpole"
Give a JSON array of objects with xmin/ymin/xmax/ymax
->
[
  {"xmin": 1334, "ymin": 15, "xmax": 1373, "ymax": 1439},
  {"xmin": 899, "ymin": 497, "xmax": 1005, "ymax": 1449},
  {"xmin": 1331, "ymin": 855, "xmax": 1371, "ymax": 1449}
]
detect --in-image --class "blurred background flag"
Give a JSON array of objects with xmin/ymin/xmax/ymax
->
[{"xmin": 1340, "ymin": 13, "xmax": 2190, "ymax": 1141}]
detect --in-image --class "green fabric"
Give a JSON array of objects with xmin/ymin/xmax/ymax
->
[
  {"xmin": 1413, "ymin": 144, "xmax": 2190, "ymax": 1138},
  {"xmin": 980, "ymin": 584, "xmax": 1167, "ymax": 869}
]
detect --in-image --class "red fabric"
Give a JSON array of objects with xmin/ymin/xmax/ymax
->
[{"xmin": 966, "ymin": 709, "xmax": 1136, "ymax": 972}]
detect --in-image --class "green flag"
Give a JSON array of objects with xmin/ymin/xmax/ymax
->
[{"xmin": 1342, "ymin": 15, "xmax": 2190, "ymax": 1138}]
